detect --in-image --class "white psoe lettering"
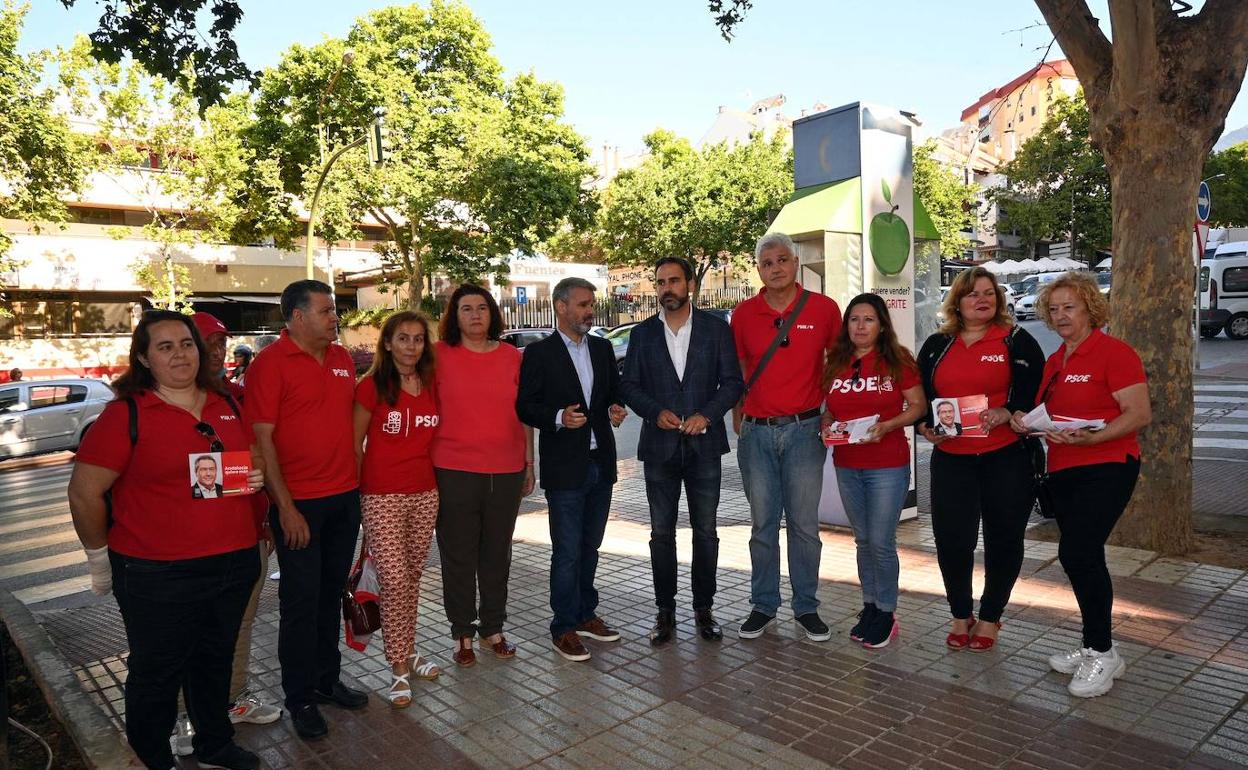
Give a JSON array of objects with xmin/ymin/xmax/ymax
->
[
  {"xmin": 332, "ymin": 368, "xmax": 352, "ymax": 377},
  {"xmin": 1065, "ymin": 374, "xmax": 1092, "ymax": 383},
  {"xmin": 828, "ymin": 376, "xmax": 894, "ymax": 394},
  {"xmin": 981, "ymin": 354, "xmax": 1005, "ymax": 363}
]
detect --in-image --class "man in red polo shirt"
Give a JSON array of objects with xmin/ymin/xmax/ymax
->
[
  {"xmin": 245, "ymin": 280, "xmax": 365, "ymax": 740},
  {"xmin": 730, "ymin": 232, "xmax": 840, "ymax": 642}
]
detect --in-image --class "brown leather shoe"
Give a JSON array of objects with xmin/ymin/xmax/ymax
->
[
  {"xmin": 552, "ymin": 631, "xmax": 591, "ymax": 661},
  {"xmin": 575, "ymin": 617, "xmax": 621, "ymax": 642},
  {"xmin": 479, "ymin": 635, "xmax": 517, "ymax": 659},
  {"xmin": 452, "ymin": 636, "xmax": 476, "ymax": 668}
]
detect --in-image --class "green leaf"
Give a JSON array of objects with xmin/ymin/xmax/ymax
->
[{"xmin": 881, "ymin": 178, "xmax": 892, "ymax": 204}]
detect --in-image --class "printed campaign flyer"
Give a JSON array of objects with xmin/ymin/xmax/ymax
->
[
  {"xmin": 931, "ymin": 395, "xmax": 989, "ymax": 438},
  {"xmin": 823, "ymin": 415, "xmax": 880, "ymax": 446},
  {"xmin": 220, "ymin": 451, "xmax": 254, "ymax": 495}
]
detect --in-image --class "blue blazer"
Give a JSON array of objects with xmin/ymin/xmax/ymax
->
[{"xmin": 619, "ymin": 308, "xmax": 744, "ymax": 464}]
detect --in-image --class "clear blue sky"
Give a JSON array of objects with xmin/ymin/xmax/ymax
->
[{"xmin": 21, "ymin": 0, "xmax": 1248, "ymax": 155}]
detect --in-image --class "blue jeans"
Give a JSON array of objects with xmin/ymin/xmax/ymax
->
[
  {"xmin": 737, "ymin": 414, "xmax": 826, "ymax": 617},
  {"xmin": 644, "ymin": 446, "xmax": 721, "ymax": 611},
  {"xmin": 545, "ymin": 459, "xmax": 613, "ymax": 638},
  {"xmin": 834, "ymin": 464, "xmax": 910, "ymax": 613}
]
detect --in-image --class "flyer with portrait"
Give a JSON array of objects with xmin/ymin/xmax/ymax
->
[
  {"xmin": 219, "ymin": 451, "xmax": 254, "ymax": 495},
  {"xmin": 823, "ymin": 414, "xmax": 880, "ymax": 446},
  {"xmin": 930, "ymin": 395, "xmax": 989, "ymax": 438}
]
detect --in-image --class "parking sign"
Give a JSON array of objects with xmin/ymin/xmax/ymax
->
[{"xmin": 516, "ymin": 286, "xmax": 528, "ymax": 305}]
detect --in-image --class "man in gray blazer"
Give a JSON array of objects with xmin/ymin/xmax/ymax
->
[{"xmin": 620, "ymin": 257, "xmax": 744, "ymax": 645}]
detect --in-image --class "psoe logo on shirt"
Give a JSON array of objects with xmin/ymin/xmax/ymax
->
[
  {"xmin": 1065, "ymin": 374, "xmax": 1092, "ymax": 383},
  {"xmin": 217, "ymin": 414, "xmax": 238, "ymax": 421},
  {"xmin": 795, "ymin": 324, "xmax": 815, "ymax": 331},
  {"xmin": 981, "ymin": 354, "xmax": 1005, "ymax": 363},
  {"xmin": 413, "ymin": 414, "xmax": 439, "ymax": 427},
  {"xmin": 332, "ymin": 368, "xmax": 352, "ymax": 378},
  {"xmin": 829, "ymin": 376, "xmax": 891, "ymax": 394}
]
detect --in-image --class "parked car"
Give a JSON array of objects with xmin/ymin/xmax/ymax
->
[
  {"xmin": 0, "ymin": 378, "xmax": 114, "ymax": 460},
  {"xmin": 604, "ymin": 322, "xmax": 638, "ymax": 373},
  {"xmin": 1016, "ymin": 291, "xmax": 1040, "ymax": 320},
  {"xmin": 1097, "ymin": 271, "xmax": 1111, "ymax": 296},
  {"xmin": 702, "ymin": 308, "xmax": 733, "ymax": 325},
  {"xmin": 500, "ymin": 327, "xmax": 555, "ymax": 350},
  {"xmin": 1200, "ymin": 245, "xmax": 1248, "ymax": 339}
]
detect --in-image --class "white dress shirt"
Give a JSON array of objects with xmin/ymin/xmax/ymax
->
[
  {"xmin": 662, "ymin": 308, "xmax": 692, "ymax": 382},
  {"xmin": 554, "ymin": 329, "xmax": 597, "ymax": 449}
]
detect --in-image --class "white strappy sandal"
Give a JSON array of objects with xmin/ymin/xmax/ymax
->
[
  {"xmin": 388, "ymin": 674, "xmax": 412, "ymax": 709},
  {"xmin": 409, "ymin": 654, "xmax": 441, "ymax": 681}
]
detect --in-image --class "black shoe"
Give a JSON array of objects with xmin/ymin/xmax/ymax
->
[
  {"xmin": 862, "ymin": 610, "xmax": 898, "ymax": 649},
  {"xmin": 849, "ymin": 603, "xmax": 878, "ymax": 642},
  {"xmin": 694, "ymin": 609, "xmax": 723, "ymax": 641},
  {"xmin": 291, "ymin": 704, "xmax": 328, "ymax": 740},
  {"xmin": 796, "ymin": 612, "xmax": 832, "ymax": 642},
  {"xmin": 738, "ymin": 610, "xmax": 776, "ymax": 639},
  {"xmin": 196, "ymin": 742, "xmax": 260, "ymax": 770},
  {"xmin": 649, "ymin": 609, "xmax": 676, "ymax": 646},
  {"xmin": 314, "ymin": 681, "xmax": 368, "ymax": 710}
]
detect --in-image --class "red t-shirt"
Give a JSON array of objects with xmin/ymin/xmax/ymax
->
[
  {"xmin": 824, "ymin": 350, "xmax": 920, "ymax": 469},
  {"xmin": 1041, "ymin": 329, "xmax": 1147, "ymax": 473},
  {"xmin": 356, "ymin": 376, "xmax": 438, "ymax": 495},
  {"xmin": 431, "ymin": 341, "xmax": 526, "ymax": 474},
  {"xmin": 932, "ymin": 324, "xmax": 1019, "ymax": 455},
  {"xmin": 76, "ymin": 391, "xmax": 259, "ymax": 560},
  {"xmin": 732, "ymin": 286, "xmax": 841, "ymax": 417},
  {"xmin": 244, "ymin": 331, "xmax": 358, "ymax": 499}
]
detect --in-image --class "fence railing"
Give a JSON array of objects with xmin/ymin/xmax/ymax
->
[{"xmin": 493, "ymin": 287, "xmax": 756, "ymax": 329}]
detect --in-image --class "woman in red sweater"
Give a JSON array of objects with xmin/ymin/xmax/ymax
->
[
  {"xmin": 353, "ymin": 310, "xmax": 441, "ymax": 708},
  {"xmin": 432, "ymin": 285, "xmax": 535, "ymax": 667}
]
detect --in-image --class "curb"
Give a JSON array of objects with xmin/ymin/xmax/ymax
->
[{"xmin": 0, "ymin": 589, "xmax": 138, "ymax": 769}]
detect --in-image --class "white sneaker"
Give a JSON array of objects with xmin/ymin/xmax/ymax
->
[
  {"xmin": 228, "ymin": 691, "xmax": 283, "ymax": 724},
  {"xmin": 169, "ymin": 716, "xmax": 194, "ymax": 757},
  {"xmin": 1067, "ymin": 646, "xmax": 1125, "ymax": 698},
  {"xmin": 1048, "ymin": 646, "xmax": 1085, "ymax": 674},
  {"xmin": 268, "ymin": 570, "xmax": 281, "ymax": 581}
]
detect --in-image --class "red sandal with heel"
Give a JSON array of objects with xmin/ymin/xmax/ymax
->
[{"xmin": 946, "ymin": 614, "xmax": 976, "ymax": 650}]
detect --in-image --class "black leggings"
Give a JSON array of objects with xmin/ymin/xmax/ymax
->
[
  {"xmin": 930, "ymin": 441, "xmax": 1035, "ymax": 623},
  {"xmin": 1048, "ymin": 457, "xmax": 1140, "ymax": 652}
]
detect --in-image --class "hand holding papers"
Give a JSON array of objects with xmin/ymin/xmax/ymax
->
[
  {"xmin": 823, "ymin": 414, "xmax": 880, "ymax": 446},
  {"xmin": 1021, "ymin": 404, "xmax": 1106, "ymax": 434}
]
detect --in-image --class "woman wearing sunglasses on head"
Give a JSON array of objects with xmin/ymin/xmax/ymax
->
[
  {"xmin": 68, "ymin": 310, "xmax": 265, "ymax": 770},
  {"xmin": 821, "ymin": 294, "xmax": 925, "ymax": 649},
  {"xmin": 917, "ymin": 267, "xmax": 1045, "ymax": 653}
]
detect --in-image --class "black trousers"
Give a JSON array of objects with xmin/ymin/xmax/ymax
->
[
  {"xmin": 111, "ymin": 546, "xmax": 259, "ymax": 770},
  {"xmin": 930, "ymin": 441, "xmax": 1034, "ymax": 623},
  {"xmin": 644, "ymin": 447, "xmax": 721, "ymax": 612},
  {"xmin": 1049, "ymin": 456, "xmax": 1140, "ymax": 652},
  {"xmin": 434, "ymin": 468, "xmax": 524, "ymax": 639},
  {"xmin": 268, "ymin": 489, "xmax": 361, "ymax": 710}
]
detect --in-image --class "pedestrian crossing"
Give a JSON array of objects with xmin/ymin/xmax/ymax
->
[
  {"xmin": 0, "ymin": 458, "xmax": 92, "ymax": 605},
  {"xmin": 1194, "ymin": 381, "xmax": 1248, "ymax": 458}
]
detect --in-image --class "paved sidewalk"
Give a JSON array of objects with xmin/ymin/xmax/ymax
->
[{"xmin": 37, "ymin": 448, "xmax": 1248, "ymax": 769}]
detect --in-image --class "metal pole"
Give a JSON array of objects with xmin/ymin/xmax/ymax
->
[{"xmin": 305, "ymin": 134, "xmax": 368, "ymax": 280}]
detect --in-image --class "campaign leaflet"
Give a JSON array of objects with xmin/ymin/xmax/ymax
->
[
  {"xmin": 822, "ymin": 414, "xmax": 880, "ymax": 446},
  {"xmin": 1021, "ymin": 403, "xmax": 1107, "ymax": 434},
  {"xmin": 220, "ymin": 451, "xmax": 254, "ymax": 495},
  {"xmin": 930, "ymin": 395, "xmax": 989, "ymax": 438}
]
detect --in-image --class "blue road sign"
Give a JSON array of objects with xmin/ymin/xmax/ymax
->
[
  {"xmin": 1197, "ymin": 181, "xmax": 1212, "ymax": 222},
  {"xmin": 516, "ymin": 286, "xmax": 528, "ymax": 305}
]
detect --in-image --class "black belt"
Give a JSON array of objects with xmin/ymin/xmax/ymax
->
[{"xmin": 743, "ymin": 408, "xmax": 821, "ymax": 427}]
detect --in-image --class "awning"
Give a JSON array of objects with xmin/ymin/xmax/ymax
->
[
  {"xmin": 767, "ymin": 177, "xmax": 941, "ymax": 243},
  {"xmin": 222, "ymin": 295, "xmax": 282, "ymax": 305}
]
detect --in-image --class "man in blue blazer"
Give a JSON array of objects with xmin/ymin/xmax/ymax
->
[{"xmin": 620, "ymin": 257, "xmax": 744, "ymax": 645}]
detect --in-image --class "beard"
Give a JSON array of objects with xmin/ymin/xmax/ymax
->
[
  {"xmin": 569, "ymin": 317, "xmax": 593, "ymax": 335},
  {"xmin": 660, "ymin": 293, "xmax": 688, "ymax": 311}
]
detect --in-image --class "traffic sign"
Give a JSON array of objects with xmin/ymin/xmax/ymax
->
[
  {"xmin": 1197, "ymin": 181, "xmax": 1212, "ymax": 223},
  {"xmin": 516, "ymin": 286, "xmax": 528, "ymax": 305}
]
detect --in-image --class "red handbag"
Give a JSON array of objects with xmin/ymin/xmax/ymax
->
[{"xmin": 342, "ymin": 542, "xmax": 381, "ymax": 637}]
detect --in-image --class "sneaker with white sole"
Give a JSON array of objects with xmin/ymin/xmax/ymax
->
[
  {"xmin": 738, "ymin": 611, "xmax": 776, "ymax": 639},
  {"xmin": 1048, "ymin": 646, "xmax": 1086, "ymax": 675},
  {"xmin": 795, "ymin": 612, "xmax": 832, "ymax": 642},
  {"xmin": 1067, "ymin": 645, "xmax": 1125, "ymax": 698},
  {"xmin": 228, "ymin": 691, "xmax": 282, "ymax": 725},
  {"xmin": 170, "ymin": 716, "xmax": 194, "ymax": 757}
]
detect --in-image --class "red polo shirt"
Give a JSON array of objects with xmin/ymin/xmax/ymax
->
[
  {"xmin": 732, "ymin": 286, "xmax": 841, "ymax": 418},
  {"xmin": 824, "ymin": 351, "xmax": 920, "ymax": 469},
  {"xmin": 932, "ymin": 324, "xmax": 1019, "ymax": 455},
  {"xmin": 76, "ymin": 391, "xmax": 258, "ymax": 560},
  {"xmin": 431, "ymin": 341, "xmax": 526, "ymax": 474},
  {"xmin": 244, "ymin": 331, "xmax": 358, "ymax": 499},
  {"xmin": 356, "ymin": 376, "xmax": 438, "ymax": 495},
  {"xmin": 1041, "ymin": 329, "xmax": 1146, "ymax": 473}
]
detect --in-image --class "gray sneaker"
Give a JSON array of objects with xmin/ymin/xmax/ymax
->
[
  {"xmin": 1068, "ymin": 646, "xmax": 1125, "ymax": 698},
  {"xmin": 228, "ymin": 691, "xmax": 282, "ymax": 724},
  {"xmin": 170, "ymin": 716, "xmax": 194, "ymax": 757}
]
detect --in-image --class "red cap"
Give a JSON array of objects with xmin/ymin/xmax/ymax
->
[{"xmin": 192, "ymin": 312, "xmax": 228, "ymax": 341}]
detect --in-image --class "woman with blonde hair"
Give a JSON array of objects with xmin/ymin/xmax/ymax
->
[
  {"xmin": 353, "ymin": 310, "xmax": 441, "ymax": 708},
  {"xmin": 917, "ymin": 266, "xmax": 1045, "ymax": 652},
  {"xmin": 1010, "ymin": 272, "xmax": 1150, "ymax": 698}
]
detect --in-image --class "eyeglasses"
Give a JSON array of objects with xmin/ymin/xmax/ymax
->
[
  {"xmin": 195, "ymin": 422, "xmax": 224, "ymax": 453},
  {"xmin": 772, "ymin": 316, "xmax": 791, "ymax": 347},
  {"xmin": 851, "ymin": 358, "xmax": 863, "ymax": 384}
]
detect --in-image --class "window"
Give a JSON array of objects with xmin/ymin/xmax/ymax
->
[
  {"xmin": 30, "ymin": 386, "xmax": 73, "ymax": 409},
  {"xmin": 1031, "ymin": 106, "xmax": 1037, "ymax": 116},
  {"xmin": 1201, "ymin": 266, "xmax": 1210, "ymax": 292},
  {"xmin": 0, "ymin": 388, "xmax": 19, "ymax": 412},
  {"xmin": 1224, "ymin": 267, "xmax": 1248, "ymax": 293}
]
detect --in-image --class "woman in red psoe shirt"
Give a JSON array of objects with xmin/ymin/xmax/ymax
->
[
  {"xmin": 821, "ymin": 294, "xmax": 926, "ymax": 650},
  {"xmin": 432, "ymin": 284, "xmax": 535, "ymax": 667},
  {"xmin": 353, "ymin": 310, "xmax": 441, "ymax": 709},
  {"xmin": 1011, "ymin": 272, "xmax": 1150, "ymax": 699},
  {"xmin": 67, "ymin": 310, "xmax": 265, "ymax": 770}
]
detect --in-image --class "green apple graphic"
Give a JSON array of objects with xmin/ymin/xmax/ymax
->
[{"xmin": 869, "ymin": 179, "xmax": 910, "ymax": 275}]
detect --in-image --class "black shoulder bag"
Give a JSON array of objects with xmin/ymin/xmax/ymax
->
[
  {"xmin": 1003, "ymin": 328, "xmax": 1055, "ymax": 518},
  {"xmin": 744, "ymin": 289, "xmax": 811, "ymax": 393}
]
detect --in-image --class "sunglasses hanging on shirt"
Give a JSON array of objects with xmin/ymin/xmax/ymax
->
[{"xmin": 194, "ymin": 421, "xmax": 225, "ymax": 453}]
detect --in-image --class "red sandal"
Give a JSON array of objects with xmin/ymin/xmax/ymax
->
[
  {"xmin": 946, "ymin": 615, "xmax": 975, "ymax": 650},
  {"xmin": 968, "ymin": 621, "xmax": 1002, "ymax": 652}
]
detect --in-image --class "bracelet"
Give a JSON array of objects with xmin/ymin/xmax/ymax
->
[{"xmin": 525, "ymin": 460, "xmax": 534, "ymax": 466}]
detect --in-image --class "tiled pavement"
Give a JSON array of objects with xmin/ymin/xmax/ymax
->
[{"xmin": 41, "ymin": 451, "xmax": 1248, "ymax": 769}]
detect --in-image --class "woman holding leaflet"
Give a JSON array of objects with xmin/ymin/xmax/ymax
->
[
  {"xmin": 917, "ymin": 267, "xmax": 1045, "ymax": 652},
  {"xmin": 822, "ymin": 294, "xmax": 925, "ymax": 649},
  {"xmin": 1010, "ymin": 272, "xmax": 1150, "ymax": 698}
]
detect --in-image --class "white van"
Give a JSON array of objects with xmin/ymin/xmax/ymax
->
[
  {"xmin": 1199, "ymin": 241, "xmax": 1248, "ymax": 340},
  {"xmin": 1015, "ymin": 271, "xmax": 1071, "ymax": 319}
]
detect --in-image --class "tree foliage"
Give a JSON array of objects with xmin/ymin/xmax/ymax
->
[
  {"xmin": 247, "ymin": 1, "xmax": 594, "ymax": 305},
  {"xmin": 912, "ymin": 139, "xmax": 977, "ymax": 258},
  {"xmin": 1203, "ymin": 141, "xmax": 1248, "ymax": 228},
  {"xmin": 988, "ymin": 92, "xmax": 1110, "ymax": 262},
  {"xmin": 598, "ymin": 129, "xmax": 791, "ymax": 294}
]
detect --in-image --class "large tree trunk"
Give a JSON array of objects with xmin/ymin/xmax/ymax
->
[{"xmin": 1034, "ymin": 0, "xmax": 1248, "ymax": 553}]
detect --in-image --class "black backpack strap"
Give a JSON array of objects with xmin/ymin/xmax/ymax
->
[
  {"xmin": 126, "ymin": 396, "xmax": 138, "ymax": 446},
  {"xmin": 744, "ymin": 289, "xmax": 811, "ymax": 393},
  {"xmin": 223, "ymin": 393, "xmax": 242, "ymax": 420}
]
